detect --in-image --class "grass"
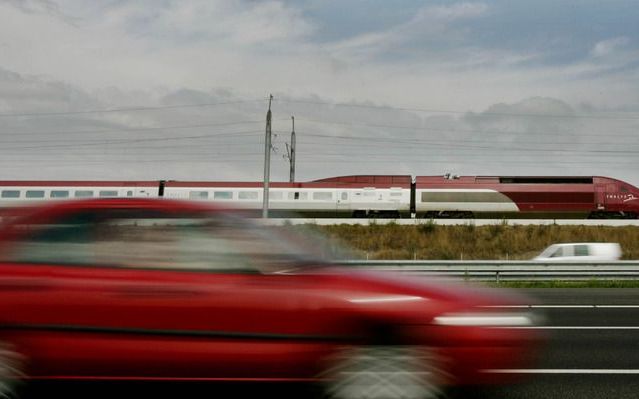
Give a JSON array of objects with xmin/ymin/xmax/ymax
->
[
  {"xmin": 300, "ymin": 224, "xmax": 639, "ymax": 260},
  {"xmin": 488, "ymin": 280, "xmax": 639, "ymax": 288}
]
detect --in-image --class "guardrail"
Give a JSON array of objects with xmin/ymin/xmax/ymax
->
[
  {"xmin": 338, "ymin": 260, "xmax": 639, "ymax": 281},
  {"xmin": 258, "ymin": 218, "xmax": 639, "ymax": 226}
]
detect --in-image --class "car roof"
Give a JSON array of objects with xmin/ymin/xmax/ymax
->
[{"xmin": 552, "ymin": 243, "xmax": 619, "ymax": 246}]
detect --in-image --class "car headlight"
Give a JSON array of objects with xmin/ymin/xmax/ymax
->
[{"xmin": 433, "ymin": 312, "xmax": 537, "ymax": 327}]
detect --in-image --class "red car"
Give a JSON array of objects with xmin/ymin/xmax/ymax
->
[{"xmin": 0, "ymin": 198, "xmax": 541, "ymax": 398}]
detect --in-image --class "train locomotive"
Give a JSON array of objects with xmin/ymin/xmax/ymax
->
[{"xmin": 1, "ymin": 175, "xmax": 638, "ymax": 219}]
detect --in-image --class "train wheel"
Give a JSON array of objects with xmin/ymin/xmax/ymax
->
[{"xmin": 353, "ymin": 211, "xmax": 366, "ymax": 218}]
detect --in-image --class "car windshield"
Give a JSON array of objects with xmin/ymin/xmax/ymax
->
[{"xmin": 0, "ymin": 209, "xmax": 353, "ymax": 274}]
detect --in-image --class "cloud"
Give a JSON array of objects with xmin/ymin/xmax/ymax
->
[
  {"xmin": 416, "ymin": 2, "xmax": 488, "ymax": 21},
  {"xmin": 328, "ymin": 2, "xmax": 489, "ymax": 62},
  {"xmin": 1, "ymin": 1, "xmax": 639, "ymax": 184},
  {"xmin": 1, "ymin": 67, "xmax": 637, "ymax": 186},
  {"xmin": 591, "ymin": 37, "xmax": 630, "ymax": 58},
  {"xmin": 3, "ymin": 0, "xmax": 76, "ymax": 24},
  {"xmin": 4, "ymin": 0, "xmax": 58, "ymax": 15},
  {"xmin": 97, "ymin": 0, "xmax": 314, "ymax": 46}
]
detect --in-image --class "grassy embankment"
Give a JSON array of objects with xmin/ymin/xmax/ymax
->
[{"xmin": 309, "ymin": 222, "xmax": 639, "ymax": 260}]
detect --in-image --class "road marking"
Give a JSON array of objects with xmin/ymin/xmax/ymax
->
[
  {"xmin": 484, "ymin": 305, "xmax": 639, "ymax": 309},
  {"xmin": 485, "ymin": 369, "xmax": 639, "ymax": 374},
  {"xmin": 504, "ymin": 326, "xmax": 639, "ymax": 330}
]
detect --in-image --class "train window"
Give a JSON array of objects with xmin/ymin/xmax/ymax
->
[
  {"xmin": 239, "ymin": 191, "xmax": 258, "ymax": 200},
  {"xmin": 26, "ymin": 190, "xmax": 45, "ymax": 198},
  {"xmin": 363, "ymin": 192, "xmax": 375, "ymax": 197},
  {"xmin": 213, "ymin": 191, "xmax": 233, "ymax": 200},
  {"xmin": 189, "ymin": 191, "xmax": 209, "ymax": 200},
  {"xmin": 99, "ymin": 191, "xmax": 118, "ymax": 197},
  {"xmin": 341, "ymin": 192, "xmax": 348, "ymax": 200},
  {"xmin": 550, "ymin": 247, "xmax": 564, "ymax": 258},
  {"xmin": 499, "ymin": 177, "xmax": 593, "ymax": 184},
  {"xmin": 1, "ymin": 190, "xmax": 20, "ymax": 198},
  {"xmin": 50, "ymin": 190, "xmax": 69, "ymax": 198},
  {"xmin": 127, "ymin": 191, "xmax": 133, "ymax": 197},
  {"xmin": 75, "ymin": 190, "xmax": 94, "ymax": 198},
  {"xmin": 390, "ymin": 192, "xmax": 402, "ymax": 197},
  {"xmin": 621, "ymin": 186, "xmax": 629, "ymax": 193},
  {"xmin": 269, "ymin": 192, "xmax": 284, "ymax": 201},
  {"xmin": 313, "ymin": 192, "xmax": 333, "ymax": 200}
]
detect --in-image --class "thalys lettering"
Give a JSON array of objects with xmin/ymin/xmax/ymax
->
[{"xmin": 1, "ymin": 175, "xmax": 638, "ymax": 219}]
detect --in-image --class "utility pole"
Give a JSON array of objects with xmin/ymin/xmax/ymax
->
[
  {"xmin": 262, "ymin": 94, "xmax": 273, "ymax": 218},
  {"xmin": 285, "ymin": 116, "xmax": 296, "ymax": 182}
]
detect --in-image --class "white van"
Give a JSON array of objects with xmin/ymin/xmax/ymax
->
[{"xmin": 534, "ymin": 243, "xmax": 622, "ymax": 262}]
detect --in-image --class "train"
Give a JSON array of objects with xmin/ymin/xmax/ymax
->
[{"xmin": 1, "ymin": 174, "xmax": 638, "ymax": 219}]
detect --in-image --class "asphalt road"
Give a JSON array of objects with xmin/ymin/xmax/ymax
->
[
  {"xmin": 17, "ymin": 288, "xmax": 639, "ymax": 399},
  {"xmin": 469, "ymin": 288, "xmax": 639, "ymax": 398}
]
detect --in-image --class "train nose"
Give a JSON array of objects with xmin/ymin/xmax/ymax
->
[{"xmin": 626, "ymin": 195, "xmax": 639, "ymax": 218}]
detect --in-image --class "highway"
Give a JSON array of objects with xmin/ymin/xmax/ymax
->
[
  {"xmin": 17, "ymin": 288, "xmax": 639, "ymax": 399},
  {"xmin": 470, "ymin": 288, "xmax": 639, "ymax": 398}
]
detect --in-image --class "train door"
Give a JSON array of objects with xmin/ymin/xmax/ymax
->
[
  {"xmin": 337, "ymin": 190, "xmax": 351, "ymax": 214},
  {"xmin": 595, "ymin": 184, "xmax": 606, "ymax": 210}
]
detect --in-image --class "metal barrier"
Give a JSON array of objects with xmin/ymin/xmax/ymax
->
[
  {"xmin": 338, "ymin": 260, "xmax": 639, "ymax": 281},
  {"xmin": 258, "ymin": 218, "xmax": 639, "ymax": 226}
]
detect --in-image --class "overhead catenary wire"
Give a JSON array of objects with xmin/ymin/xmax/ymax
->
[
  {"xmin": 2, "ymin": 95, "xmax": 638, "ymax": 121},
  {"xmin": 290, "ymin": 117, "xmax": 639, "ymax": 138},
  {"xmin": 274, "ymin": 98, "xmax": 639, "ymax": 120},
  {"xmin": 0, "ymin": 94, "xmax": 636, "ymax": 174},
  {"xmin": 0, "ymin": 119, "xmax": 269, "ymax": 139},
  {"xmin": 290, "ymin": 132, "xmax": 639, "ymax": 154},
  {"xmin": 0, "ymin": 131, "xmax": 263, "ymax": 150},
  {"xmin": 0, "ymin": 158, "xmax": 633, "ymax": 168},
  {"xmin": 0, "ymin": 99, "xmax": 267, "ymax": 118}
]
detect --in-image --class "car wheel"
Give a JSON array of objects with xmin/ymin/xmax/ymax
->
[
  {"xmin": 0, "ymin": 343, "xmax": 23, "ymax": 397},
  {"xmin": 321, "ymin": 345, "xmax": 446, "ymax": 399}
]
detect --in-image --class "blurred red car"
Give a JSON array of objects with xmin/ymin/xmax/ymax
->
[{"xmin": 0, "ymin": 198, "xmax": 541, "ymax": 398}]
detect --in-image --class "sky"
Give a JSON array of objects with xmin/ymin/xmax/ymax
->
[{"xmin": 1, "ymin": 0, "xmax": 638, "ymax": 185}]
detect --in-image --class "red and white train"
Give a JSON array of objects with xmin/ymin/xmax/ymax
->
[{"xmin": 1, "ymin": 175, "xmax": 638, "ymax": 219}]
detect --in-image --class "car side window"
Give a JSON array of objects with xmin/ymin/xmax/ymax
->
[
  {"xmin": 1, "ymin": 210, "xmax": 260, "ymax": 273},
  {"xmin": 550, "ymin": 247, "xmax": 564, "ymax": 258},
  {"xmin": 574, "ymin": 245, "xmax": 589, "ymax": 256}
]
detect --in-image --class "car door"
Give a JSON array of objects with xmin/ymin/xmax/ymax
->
[{"xmin": 0, "ymin": 206, "xmax": 332, "ymax": 380}]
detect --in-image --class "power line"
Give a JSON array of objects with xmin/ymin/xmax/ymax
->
[
  {"xmin": 0, "ymin": 120, "xmax": 266, "ymax": 139},
  {"xmin": 0, "ymin": 158, "xmax": 632, "ymax": 167},
  {"xmin": 291, "ymin": 118, "xmax": 639, "ymax": 138},
  {"xmin": 296, "ymin": 132, "xmax": 639, "ymax": 154},
  {"xmin": 1, "ymin": 131, "xmax": 262, "ymax": 150},
  {"xmin": 293, "ymin": 139, "xmax": 632, "ymax": 152},
  {"xmin": 280, "ymin": 130, "xmax": 639, "ymax": 148},
  {"xmin": 275, "ymin": 99, "xmax": 639, "ymax": 120},
  {"xmin": 0, "ymin": 99, "xmax": 266, "ymax": 118}
]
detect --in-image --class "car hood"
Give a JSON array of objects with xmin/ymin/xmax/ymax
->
[{"xmin": 294, "ymin": 266, "xmax": 534, "ymax": 308}]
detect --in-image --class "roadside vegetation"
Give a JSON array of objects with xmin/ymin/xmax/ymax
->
[
  {"xmin": 489, "ymin": 280, "xmax": 639, "ymax": 288},
  {"xmin": 304, "ymin": 222, "xmax": 639, "ymax": 260}
]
